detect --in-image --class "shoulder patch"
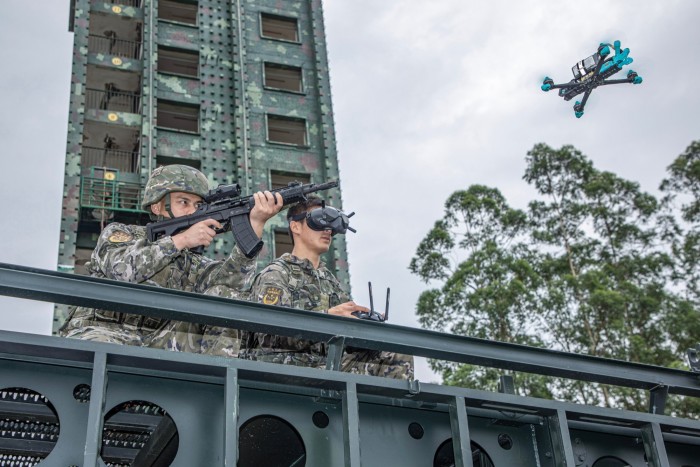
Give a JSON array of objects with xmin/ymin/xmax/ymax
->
[
  {"xmin": 108, "ymin": 230, "xmax": 134, "ymax": 243},
  {"xmin": 262, "ymin": 286, "xmax": 283, "ymax": 305}
]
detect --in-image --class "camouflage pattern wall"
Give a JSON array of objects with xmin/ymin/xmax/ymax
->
[{"xmin": 56, "ymin": 0, "xmax": 349, "ymax": 330}]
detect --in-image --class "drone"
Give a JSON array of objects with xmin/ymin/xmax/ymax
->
[{"xmin": 541, "ymin": 40, "xmax": 642, "ymax": 118}]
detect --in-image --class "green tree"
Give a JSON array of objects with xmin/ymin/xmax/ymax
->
[
  {"xmin": 525, "ymin": 144, "xmax": 675, "ymax": 410},
  {"xmin": 660, "ymin": 140, "xmax": 700, "ymax": 303},
  {"xmin": 411, "ymin": 143, "xmax": 699, "ymax": 415},
  {"xmin": 409, "ymin": 185, "xmax": 551, "ymax": 398},
  {"xmin": 659, "ymin": 141, "xmax": 700, "ymax": 416}
]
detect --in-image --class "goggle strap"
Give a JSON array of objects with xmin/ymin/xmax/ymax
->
[{"xmin": 289, "ymin": 212, "xmax": 307, "ymax": 222}]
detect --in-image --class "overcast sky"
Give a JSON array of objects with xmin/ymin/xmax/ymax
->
[{"xmin": 0, "ymin": 1, "xmax": 698, "ymax": 383}]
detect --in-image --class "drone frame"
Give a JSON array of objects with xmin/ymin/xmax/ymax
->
[{"xmin": 541, "ymin": 40, "xmax": 642, "ymax": 118}]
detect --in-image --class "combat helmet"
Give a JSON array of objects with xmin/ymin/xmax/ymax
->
[{"xmin": 141, "ymin": 164, "xmax": 209, "ymax": 211}]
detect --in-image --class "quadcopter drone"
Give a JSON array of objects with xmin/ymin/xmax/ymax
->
[{"xmin": 540, "ymin": 40, "xmax": 642, "ymax": 118}]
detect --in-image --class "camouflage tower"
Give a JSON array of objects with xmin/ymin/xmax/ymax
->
[{"xmin": 56, "ymin": 0, "xmax": 348, "ymax": 329}]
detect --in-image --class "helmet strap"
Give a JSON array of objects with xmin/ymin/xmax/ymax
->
[{"xmin": 164, "ymin": 193, "xmax": 176, "ymax": 219}]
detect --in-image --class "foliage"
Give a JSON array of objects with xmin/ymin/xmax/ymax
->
[{"xmin": 410, "ymin": 142, "xmax": 700, "ymax": 415}]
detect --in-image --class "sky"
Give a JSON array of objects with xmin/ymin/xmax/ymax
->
[{"xmin": 0, "ymin": 1, "xmax": 699, "ymax": 383}]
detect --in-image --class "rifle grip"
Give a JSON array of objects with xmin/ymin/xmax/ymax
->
[{"xmin": 230, "ymin": 214, "xmax": 264, "ymax": 259}]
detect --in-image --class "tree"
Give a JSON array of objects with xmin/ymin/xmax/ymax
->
[
  {"xmin": 409, "ymin": 185, "xmax": 550, "ymax": 397},
  {"xmin": 525, "ymin": 144, "xmax": 675, "ymax": 410},
  {"xmin": 411, "ymin": 142, "xmax": 700, "ymax": 415},
  {"xmin": 660, "ymin": 140, "xmax": 700, "ymax": 304},
  {"xmin": 659, "ymin": 141, "xmax": 700, "ymax": 416}
]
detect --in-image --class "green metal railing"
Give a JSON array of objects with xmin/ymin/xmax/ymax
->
[
  {"xmin": 1, "ymin": 263, "xmax": 699, "ymax": 467},
  {"xmin": 80, "ymin": 175, "xmax": 143, "ymax": 214}
]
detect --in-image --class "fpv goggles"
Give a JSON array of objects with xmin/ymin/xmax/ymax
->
[{"xmin": 290, "ymin": 206, "xmax": 356, "ymax": 236}]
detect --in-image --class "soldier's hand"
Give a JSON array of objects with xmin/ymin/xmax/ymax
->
[
  {"xmin": 250, "ymin": 191, "xmax": 284, "ymax": 238},
  {"xmin": 172, "ymin": 218, "xmax": 221, "ymax": 250},
  {"xmin": 327, "ymin": 301, "xmax": 370, "ymax": 318}
]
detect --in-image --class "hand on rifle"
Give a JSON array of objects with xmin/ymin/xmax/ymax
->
[
  {"xmin": 172, "ymin": 219, "xmax": 221, "ymax": 250},
  {"xmin": 250, "ymin": 191, "xmax": 283, "ymax": 238}
]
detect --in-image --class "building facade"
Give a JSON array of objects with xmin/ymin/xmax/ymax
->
[{"xmin": 55, "ymin": 0, "xmax": 349, "ymax": 329}]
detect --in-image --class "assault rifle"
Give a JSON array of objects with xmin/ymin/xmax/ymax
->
[{"xmin": 146, "ymin": 180, "xmax": 338, "ymax": 258}]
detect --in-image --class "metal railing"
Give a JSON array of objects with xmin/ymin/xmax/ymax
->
[
  {"xmin": 82, "ymin": 146, "xmax": 139, "ymax": 173},
  {"xmin": 80, "ymin": 176, "xmax": 143, "ymax": 213},
  {"xmin": 2, "ymin": 263, "xmax": 699, "ymax": 400},
  {"xmin": 86, "ymin": 88, "xmax": 141, "ymax": 114},
  {"xmin": 1, "ymin": 263, "xmax": 699, "ymax": 467},
  {"xmin": 88, "ymin": 34, "xmax": 142, "ymax": 60}
]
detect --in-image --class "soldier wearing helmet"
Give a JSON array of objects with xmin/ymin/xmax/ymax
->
[
  {"xmin": 236, "ymin": 195, "xmax": 414, "ymax": 380},
  {"xmin": 59, "ymin": 164, "xmax": 282, "ymax": 350}
]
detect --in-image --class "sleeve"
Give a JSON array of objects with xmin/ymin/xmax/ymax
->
[
  {"xmin": 249, "ymin": 265, "xmax": 293, "ymax": 308},
  {"xmin": 335, "ymin": 278, "xmax": 351, "ymax": 304},
  {"xmin": 325, "ymin": 269, "xmax": 351, "ymax": 307},
  {"xmin": 92, "ymin": 224, "xmax": 181, "ymax": 283},
  {"xmin": 194, "ymin": 244, "xmax": 258, "ymax": 293}
]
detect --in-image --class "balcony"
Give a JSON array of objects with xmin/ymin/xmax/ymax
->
[
  {"xmin": 82, "ymin": 145, "xmax": 140, "ymax": 173},
  {"xmin": 88, "ymin": 34, "xmax": 142, "ymax": 60},
  {"xmin": 80, "ymin": 173, "xmax": 143, "ymax": 216},
  {"xmin": 86, "ymin": 87, "xmax": 141, "ymax": 114}
]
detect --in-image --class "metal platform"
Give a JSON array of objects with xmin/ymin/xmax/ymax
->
[{"xmin": 1, "ymin": 263, "xmax": 699, "ymax": 467}]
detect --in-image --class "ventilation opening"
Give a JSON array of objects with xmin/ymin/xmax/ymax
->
[
  {"xmin": 0, "ymin": 387, "xmax": 60, "ymax": 466},
  {"xmin": 434, "ymin": 439, "xmax": 494, "ymax": 467},
  {"xmin": 239, "ymin": 415, "xmax": 306, "ymax": 467},
  {"xmin": 101, "ymin": 400, "xmax": 179, "ymax": 467}
]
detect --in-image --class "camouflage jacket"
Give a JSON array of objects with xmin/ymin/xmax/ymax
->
[
  {"xmin": 244, "ymin": 253, "xmax": 349, "ymax": 354},
  {"xmin": 61, "ymin": 222, "xmax": 256, "ymax": 334}
]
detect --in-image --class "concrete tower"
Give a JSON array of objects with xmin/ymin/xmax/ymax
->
[{"xmin": 56, "ymin": 0, "xmax": 348, "ymax": 329}]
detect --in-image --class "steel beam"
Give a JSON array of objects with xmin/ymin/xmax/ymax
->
[
  {"xmin": 449, "ymin": 396, "xmax": 473, "ymax": 467},
  {"xmin": 2, "ymin": 263, "xmax": 700, "ymax": 397},
  {"xmin": 342, "ymin": 382, "xmax": 361, "ymax": 467},
  {"xmin": 224, "ymin": 368, "xmax": 239, "ymax": 467}
]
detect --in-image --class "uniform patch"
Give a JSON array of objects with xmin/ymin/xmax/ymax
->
[
  {"xmin": 108, "ymin": 230, "xmax": 134, "ymax": 243},
  {"xmin": 262, "ymin": 287, "xmax": 282, "ymax": 305}
]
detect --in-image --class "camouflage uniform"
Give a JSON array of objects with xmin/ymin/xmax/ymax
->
[
  {"xmin": 240, "ymin": 253, "xmax": 414, "ymax": 380},
  {"xmin": 59, "ymin": 165, "xmax": 253, "ymax": 353},
  {"xmin": 58, "ymin": 222, "xmax": 256, "ymax": 348}
]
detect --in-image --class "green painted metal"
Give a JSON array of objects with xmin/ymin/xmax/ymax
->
[
  {"xmin": 6, "ymin": 262, "xmax": 700, "ymax": 465},
  {"xmin": 642, "ymin": 423, "xmax": 671, "ymax": 467},
  {"xmin": 547, "ymin": 409, "xmax": 576, "ymax": 467},
  {"xmin": 5, "ymin": 263, "xmax": 700, "ymax": 398},
  {"xmin": 224, "ymin": 368, "xmax": 239, "ymax": 466},
  {"xmin": 84, "ymin": 352, "xmax": 107, "ymax": 467},
  {"xmin": 449, "ymin": 396, "xmax": 472, "ymax": 467},
  {"xmin": 341, "ymin": 382, "xmax": 360, "ymax": 467}
]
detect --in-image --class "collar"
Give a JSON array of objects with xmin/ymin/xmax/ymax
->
[{"xmin": 279, "ymin": 253, "xmax": 326, "ymax": 272}]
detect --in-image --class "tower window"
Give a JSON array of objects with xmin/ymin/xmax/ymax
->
[
  {"xmin": 260, "ymin": 13, "xmax": 299, "ymax": 42},
  {"xmin": 274, "ymin": 229, "xmax": 294, "ymax": 258},
  {"xmin": 266, "ymin": 115, "xmax": 307, "ymax": 147},
  {"xmin": 159, "ymin": 0, "xmax": 198, "ymax": 26},
  {"xmin": 264, "ymin": 63, "xmax": 303, "ymax": 93},
  {"xmin": 270, "ymin": 171, "xmax": 310, "ymax": 190},
  {"xmin": 158, "ymin": 47, "xmax": 199, "ymax": 78},
  {"xmin": 157, "ymin": 101, "xmax": 199, "ymax": 133}
]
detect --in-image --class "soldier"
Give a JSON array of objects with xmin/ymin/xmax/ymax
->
[
  {"xmin": 239, "ymin": 196, "xmax": 414, "ymax": 380},
  {"xmin": 59, "ymin": 164, "xmax": 282, "ymax": 349}
]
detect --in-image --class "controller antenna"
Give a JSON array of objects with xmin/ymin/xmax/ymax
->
[{"xmin": 384, "ymin": 288, "xmax": 390, "ymax": 322}]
